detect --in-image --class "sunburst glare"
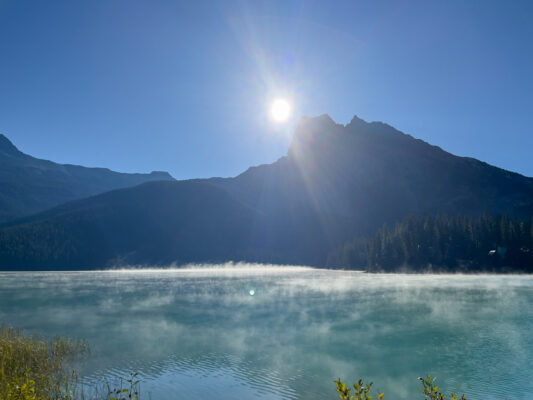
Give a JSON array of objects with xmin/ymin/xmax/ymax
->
[{"xmin": 270, "ymin": 99, "xmax": 291, "ymax": 122}]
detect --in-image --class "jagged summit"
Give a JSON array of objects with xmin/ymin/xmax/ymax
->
[
  {"xmin": 346, "ymin": 114, "xmax": 368, "ymax": 129},
  {"xmin": 295, "ymin": 113, "xmax": 399, "ymax": 137},
  {"xmin": 289, "ymin": 112, "xmax": 416, "ymax": 161},
  {"xmin": 296, "ymin": 113, "xmax": 374, "ymax": 134}
]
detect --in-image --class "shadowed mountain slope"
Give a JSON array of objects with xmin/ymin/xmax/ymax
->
[
  {"xmin": 1, "ymin": 115, "xmax": 532, "ymax": 269},
  {"xmin": 0, "ymin": 134, "xmax": 174, "ymax": 223}
]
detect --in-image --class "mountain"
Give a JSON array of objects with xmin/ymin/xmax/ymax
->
[
  {"xmin": 0, "ymin": 134, "xmax": 174, "ymax": 223},
  {"xmin": 1, "ymin": 114, "xmax": 532, "ymax": 270}
]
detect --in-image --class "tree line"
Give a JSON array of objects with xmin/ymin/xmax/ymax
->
[{"xmin": 327, "ymin": 214, "xmax": 533, "ymax": 272}]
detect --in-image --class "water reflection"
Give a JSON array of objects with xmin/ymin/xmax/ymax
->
[{"xmin": 0, "ymin": 266, "xmax": 532, "ymax": 400}]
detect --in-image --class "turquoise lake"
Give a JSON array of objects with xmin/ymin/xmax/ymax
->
[{"xmin": 0, "ymin": 266, "xmax": 532, "ymax": 399}]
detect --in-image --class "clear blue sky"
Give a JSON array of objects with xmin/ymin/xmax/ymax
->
[{"xmin": 1, "ymin": 0, "xmax": 532, "ymax": 179}]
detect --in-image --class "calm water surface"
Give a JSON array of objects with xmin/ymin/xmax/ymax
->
[{"xmin": 0, "ymin": 266, "xmax": 532, "ymax": 400}]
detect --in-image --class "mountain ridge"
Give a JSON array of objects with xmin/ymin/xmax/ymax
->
[
  {"xmin": 0, "ymin": 133, "xmax": 174, "ymax": 223},
  {"xmin": 0, "ymin": 114, "xmax": 532, "ymax": 270}
]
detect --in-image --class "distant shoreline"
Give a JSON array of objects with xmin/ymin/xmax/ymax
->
[{"xmin": 1, "ymin": 265, "xmax": 531, "ymax": 274}]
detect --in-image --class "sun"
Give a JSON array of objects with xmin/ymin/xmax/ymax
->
[{"xmin": 271, "ymin": 99, "xmax": 291, "ymax": 122}]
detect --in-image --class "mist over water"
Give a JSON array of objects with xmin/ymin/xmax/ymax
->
[{"xmin": 0, "ymin": 266, "xmax": 532, "ymax": 400}]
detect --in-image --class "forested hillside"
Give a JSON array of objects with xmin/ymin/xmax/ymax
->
[{"xmin": 328, "ymin": 214, "xmax": 533, "ymax": 272}]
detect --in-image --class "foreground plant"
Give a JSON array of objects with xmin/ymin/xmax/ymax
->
[
  {"xmin": 4, "ymin": 370, "xmax": 41, "ymax": 400},
  {"xmin": 105, "ymin": 373, "xmax": 140, "ymax": 400},
  {"xmin": 0, "ymin": 326, "xmax": 86, "ymax": 400},
  {"xmin": 335, "ymin": 375, "xmax": 467, "ymax": 400},
  {"xmin": 335, "ymin": 378, "xmax": 384, "ymax": 400},
  {"xmin": 419, "ymin": 375, "xmax": 466, "ymax": 400}
]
